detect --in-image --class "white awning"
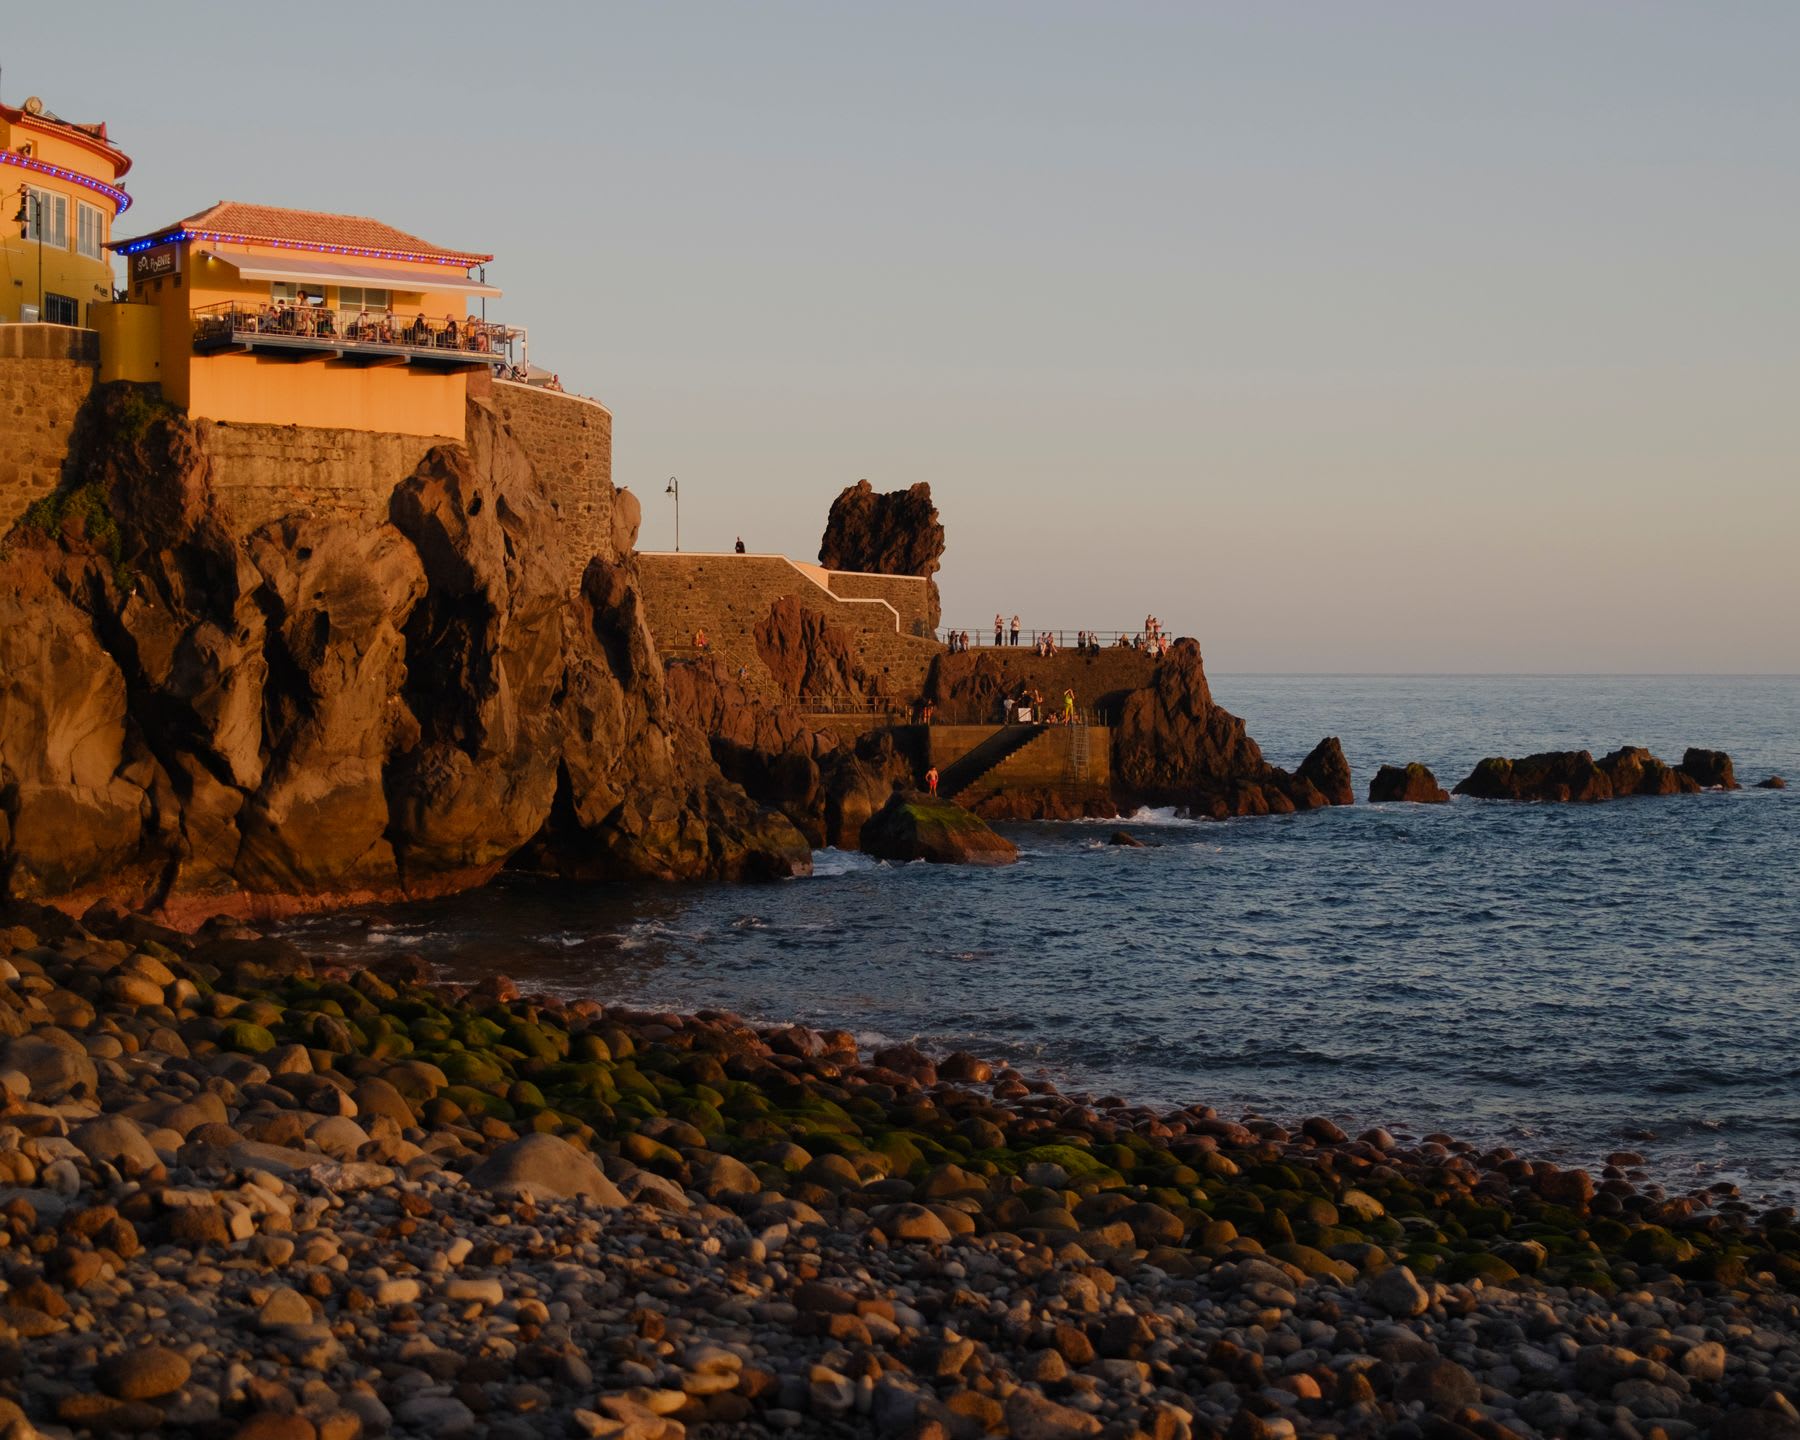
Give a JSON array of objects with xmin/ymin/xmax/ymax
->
[{"xmin": 200, "ymin": 251, "xmax": 501, "ymax": 297}]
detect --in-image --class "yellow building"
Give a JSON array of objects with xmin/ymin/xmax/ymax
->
[
  {"xmin": 110, "ymin": 201, "xmax": 505, "ymax": 439},
  {"xmin": 0, "ymin": 95, "xmax": 132, "ymax": 326}
]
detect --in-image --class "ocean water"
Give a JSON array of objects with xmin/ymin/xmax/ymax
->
[{"xmin": 280, "ymin": 675, "xmax": 1800, "ymax": 1202}]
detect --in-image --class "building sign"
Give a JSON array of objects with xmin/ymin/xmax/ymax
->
[{"xmin": 130, "ymin": 245, "xmax": 179, "ymax": 283}]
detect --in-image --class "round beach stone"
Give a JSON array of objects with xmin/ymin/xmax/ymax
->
[
  {"xmin": 871, "ymin": 1202, "xmax": 954, "ymax": 1243},
  {"xmin": 71, "ymin": 1114, "xmax": 162, "ymax": 1177},
  {"xmin": 1363, "ymin": 1264, "xmax": 1431, "ymax": 1318},
  {"xmin": 464, "ymin": 1132, "xmax": 626, "ymax": 1205},
  {"xmin": 97, "ymin": 1344, "xmax": 191, "ymax": 1400}
]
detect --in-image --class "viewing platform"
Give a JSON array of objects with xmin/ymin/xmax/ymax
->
[{"xmin": 192, "ymin": 302, "xmax": 516, "ymax": 370}]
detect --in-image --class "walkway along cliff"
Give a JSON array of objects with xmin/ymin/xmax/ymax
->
[{"xmin": 0, "ymin": 384, "xmax": 810, "ymax": 921}]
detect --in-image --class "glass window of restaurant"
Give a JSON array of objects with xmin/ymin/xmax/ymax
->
[{"xmin": 337, "ymin": 287, "xmax": 392, "ymax": 313}]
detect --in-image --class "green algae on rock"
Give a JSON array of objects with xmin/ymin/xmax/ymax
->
[{"xmin": 859, "ymin": 790, "xmax": 1019, "ymax": 866}]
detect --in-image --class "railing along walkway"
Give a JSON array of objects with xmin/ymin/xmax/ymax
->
[{"xmin": 193, "ymin": 302, "xmax": 518, "ymax": 365}]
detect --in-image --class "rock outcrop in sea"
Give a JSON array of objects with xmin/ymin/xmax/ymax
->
[
  {"xmin": 1369, "ymin": 762, "xmax": 1451, "ymax": 804},
  {"xmin": 1454, "ymin": 746, "xmax": 1739, "ymax": 803},
  {"xmin": 859, "ymin": 789, "xmax": 1019, "ymax": 866},
  {"xmin": 0, "ymin": 386, "xmax": 808, "ymax": 920},
  {"xmin": 1112, "ymin": 640, "xmax": 1355, "ymax": 818}
]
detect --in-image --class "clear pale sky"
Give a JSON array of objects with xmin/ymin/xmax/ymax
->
[{"xmin": 8, "ymin": 3, "xmax": 1796, "ymax": 671}]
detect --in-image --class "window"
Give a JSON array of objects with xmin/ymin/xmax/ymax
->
[
  {"xmin": 43, "ymin": 293, "xmax": 79, "ymax": 326},
  {"xmin": 272, "ymin": 282, "xmax": 325, "ymax": 306},
  {"xmin": 336, "ymin": 286, "xmax": 391, "ymax": 312},
  {"xmin": 76, "ymin": 202, "xmax": 105, "ymax": 260},
  {"xmin": 22, "ymin": 188, "xmax": 68, "ymax": 248}
]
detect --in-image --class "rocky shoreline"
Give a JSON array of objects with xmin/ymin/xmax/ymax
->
[{"xmin": 4, "ymin": 903, "xmax": 1800, "ymax": 1440}]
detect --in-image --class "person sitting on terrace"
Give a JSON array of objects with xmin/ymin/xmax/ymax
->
[
  {"xmin": 442, "ymin": 314, "xmax": 460, "ymax": 347},
  {"xmin": 378, "ymin": 311, "xmax": 397, "ymax": 344},
  {"xmin": 411, "ymin": 313, "xmax": 431, "ymax": 346}
]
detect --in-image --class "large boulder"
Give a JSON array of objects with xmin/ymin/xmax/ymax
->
[
  {"xmin": 859, "ymin": 790, "xmax": 1018, "ymax": 866},
  {"xmin": 754, "ymin": 596, "xmax": 884, "ymax": 702},
  {"xmin": 818, "ymin": 479, "xmax": 945, "ymax": 628},
  {"xmin": 465, "ymin": 1133, "xmax": 627, "ymax": 1205},
  {"xmin": 1679, "ymin": 747, "xmax": 1738, "ymax": 790},
  {"xmin": 1296, "ymin": 737, "xmax": 1354, "ymax": 807},
  {"xmin": 1369, "ymin": 763, "xmax": 1450, "ymax": 804}
]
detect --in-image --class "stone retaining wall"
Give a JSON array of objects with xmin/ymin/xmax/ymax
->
[
  {"xmin": 0, "ymin": 326, "xmax": 98, "ymax": 532},
  {"xmin": 491, "ymin": 380, "xmax": 614, "ymax": 591},
  {"xmin": 636, "ymin": 552, "xmax": 943, "ymax": 699},
  {"xmin": 823, "ymin": 570, "xmax": 934, "ymax": 637}
]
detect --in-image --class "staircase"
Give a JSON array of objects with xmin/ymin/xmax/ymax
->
[{"xmin": 939, "ymin": 725, "xmax": 1047, "ymax": 800}]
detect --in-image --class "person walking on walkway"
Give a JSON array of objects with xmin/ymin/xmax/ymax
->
[
  {"xmin": 994, "ymin": 614, "xmax": 1004, "ymax": 647},
  {"xmin": 1010, "ymin": 615, "xmax": 1021, "ymax": 647},
  {"xmin": 925, "ymin": 765, "xmax": 939, "ymax": 797}
]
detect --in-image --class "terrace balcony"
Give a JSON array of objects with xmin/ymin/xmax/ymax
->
[{"xmin": 192, "ymin": 302, "xmax": 518, "ymax": 370}]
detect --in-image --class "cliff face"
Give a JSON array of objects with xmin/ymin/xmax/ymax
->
[
  {"xmin": 1112, "ymin": 639, "xmax": 1353, "ymax": 818},
  {"xmin": 0, "ymin": 386, "xmax": 808, "ymax": 920}
]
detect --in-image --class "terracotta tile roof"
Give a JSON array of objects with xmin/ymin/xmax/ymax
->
[{"xmin": 115, "ymin": 200, "xmax": 491, "ymax": 265}]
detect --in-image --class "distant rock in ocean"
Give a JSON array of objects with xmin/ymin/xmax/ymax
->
[
  {"xmin": 1756, "ymin": 774, "xmax": 1787, "ymax": 790},
  {"xmin": 1369, "ymin": 763, "xmax": 1451, "ymax": 805},
  {"xmin": 1453, "ymin": 746, "xmax": 1738, "ymax": 803}
]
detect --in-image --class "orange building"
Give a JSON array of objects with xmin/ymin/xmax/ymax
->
[
  {"xmin": 0, "ymin": 95, "xmax": 132, "ymax": 326},
  {"xmin": 109, "ymin": 201, "xmax": 506, "ymax": 438}
]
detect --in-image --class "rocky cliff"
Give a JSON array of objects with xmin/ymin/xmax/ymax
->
[
  {"xmin": 818, "ymin": 479, "xmax": 945, "ymax": 630},
  {"xmin": 1112, "ymin": 640, "xmax": 1354, "ymax": 818},
  {"xmin": 0, "ymin": 386, "xmax": 808, "ymax": 921}
]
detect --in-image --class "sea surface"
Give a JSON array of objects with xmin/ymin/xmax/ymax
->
[{"xmin": 281, "ymin": 675, "xmax": 1800, "ymax": 1203}]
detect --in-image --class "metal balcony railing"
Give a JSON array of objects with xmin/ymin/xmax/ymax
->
[
  {"xmin": 192, "ymin": 302, "xmax": 519, "ymax": 364},
  {"xmin": 937, "ymin": 627, "xmax": 1176, "ymax": 657}
]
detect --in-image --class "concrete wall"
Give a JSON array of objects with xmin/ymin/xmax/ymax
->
[
  {"xmin": 196, "ymin": 421, "xmax": 448, "ymax": 534},
  {"xmin": 491, "ymin": 380, "xmax": 613, "ymax": 591},
  {"xmin": 0, "ymin": 325, "xmax": 97, "ymax": 530}
]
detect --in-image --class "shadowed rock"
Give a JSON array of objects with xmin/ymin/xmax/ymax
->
[
  {"xmin": 818, "ymin": 478, "xmax": 945, "ymax": 629},
  {"xmin": 860, "ymin": 790, "xmax": 1018, "ymax": 866},
  {"xmin": 1369, "ymin": 763, "xmax": 1450, "ymax": 804}
]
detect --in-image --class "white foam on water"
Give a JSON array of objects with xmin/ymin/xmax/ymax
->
[{"xmin": 808, "ymin": 848, "xmax": 882, "ymax": 877}]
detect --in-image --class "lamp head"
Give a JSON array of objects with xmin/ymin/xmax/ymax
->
[{"xmin": 665, "ymin": 477, "xmax": 677, "ymax": 495}]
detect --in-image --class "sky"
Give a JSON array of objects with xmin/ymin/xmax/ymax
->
[{"xmin": 7, "ymin": 2, "xmax": 1796, "ymax": 672}]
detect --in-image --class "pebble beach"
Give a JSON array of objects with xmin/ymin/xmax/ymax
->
[{"xmin": 4, "ymin": 903, "xmax": 1800, "ymax": 1440}]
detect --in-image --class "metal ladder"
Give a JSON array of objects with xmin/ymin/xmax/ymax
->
[{"xmin": 1066, "ymin": 723, "xmax": 1090, "ymax": 782}]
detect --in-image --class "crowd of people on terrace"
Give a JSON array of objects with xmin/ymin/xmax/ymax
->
[
  {"xmin": 941, "ymin": 614, "xmax": 1171, "ymax": 657},
  {"xmin": 224, "ymin": 299, "xmax": 507, "ymax": 355}
]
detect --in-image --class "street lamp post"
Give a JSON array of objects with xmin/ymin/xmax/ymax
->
[
  {"xmin": 665, "ymin": 476, "xmax": 680, "ymax": 552},
  {"xmin": 13, "ymin": 189, "xmax": 43, "ymax": 319}
]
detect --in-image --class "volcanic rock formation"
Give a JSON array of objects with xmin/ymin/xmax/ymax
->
[
  {"xmin": 1453, "ymin": 746, "xmax": 1737, "ymax": 803},
  {"xmin": 661, "ymin": 655, "xmax": 907, "ymax": 850},
  {"xmin": 818, "ymin": 479, "xmax": 945, "ymax": 629},
  {"xmin": 1369, "ymin": 763, "xmax": 1451, "ymax": 805},
  {"xmin": 0, "ymin": 385, "xmax": 809, "ymax": 920},
  {"xmin": 1110, "ymin": 640, "xmax": 1355, "ymax": 818},
  {"xmin": 859, "ymin": 790, "xmax": 1019, "ymax": 866}
]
